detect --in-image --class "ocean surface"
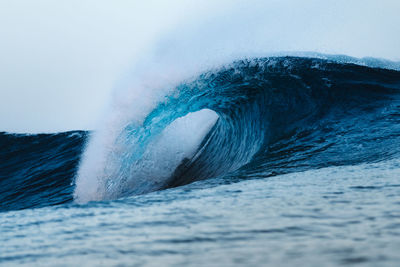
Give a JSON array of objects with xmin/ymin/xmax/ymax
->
[{"xmin": 1, "ymin": 56, "xmax": 400, "ymax": 266}]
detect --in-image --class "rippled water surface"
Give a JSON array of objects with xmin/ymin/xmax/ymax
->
[{"xmin": 2, "ymin": 160, "xmax": 400, "ymax": 266}]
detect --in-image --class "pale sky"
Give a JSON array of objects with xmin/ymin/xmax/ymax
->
[{"xmin": 1, "ymin": 0, "xmax": 399, "ymax": 133}]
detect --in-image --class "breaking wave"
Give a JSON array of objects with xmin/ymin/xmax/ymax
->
[{"xmin": 73, "ymin": 56, "xmax": 400, "ymax": 203}]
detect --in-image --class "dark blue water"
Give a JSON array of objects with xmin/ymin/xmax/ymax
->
[
  {"xmin": 0, "ymin": 131, "xmax": 88, "ymax": 212},
  {"xmin": 1, "ymin": 56, "xmax": 400, "ymax": 266}
]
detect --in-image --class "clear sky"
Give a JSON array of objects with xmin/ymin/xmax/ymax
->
[{"xmin": 1, "ymin": 0, "xmax": 399, "ymax": 133}]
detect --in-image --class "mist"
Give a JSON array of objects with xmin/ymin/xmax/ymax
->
[{"xmin": 1, "ymin": 0, "xmax": 399, "ymax": 133}]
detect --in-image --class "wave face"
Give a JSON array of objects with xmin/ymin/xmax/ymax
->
[
  {"xmin": 72, "ymin": 56, "xmax": 400, "ymax": 203},
  {"xmin": 0, "ymin": 131, "xmax": 87, "ymax": 211}
]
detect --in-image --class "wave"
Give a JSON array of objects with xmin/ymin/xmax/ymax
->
[
  {"xmin": 73, "ymin": 56, "xmax": 400, "ymax": 203},
  {"xmin": 1, "ymin": 55, "xmax": 399, "ymax": 211}
]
